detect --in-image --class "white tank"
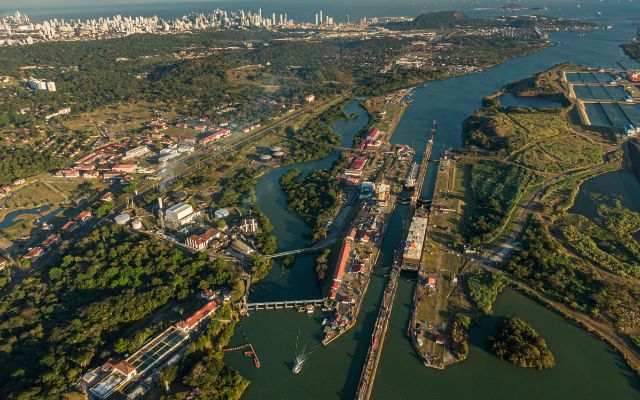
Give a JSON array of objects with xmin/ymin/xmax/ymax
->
[
  {"xmin": 132, "ymin": 219, "xmax": 143, "ymax": 230},
  {"xmin": 115, "ymin": 214, "xmax": 131, "ymax": 225}
]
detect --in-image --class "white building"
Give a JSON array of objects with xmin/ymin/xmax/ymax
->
[
  {"xmin": 46, "ymin": 81, "xmax": 56, "ymax": 92},
  {"xmin": 165, "ymin": 203, "xmax": 195, "ymax": 227},
  {"xmin": 123, "ymin": 145, "xmax": 150, "ymax": 160}
]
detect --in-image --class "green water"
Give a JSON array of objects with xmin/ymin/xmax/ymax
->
[{"xmin": 225, "ymin": 12, "xmax": 640, "ymax": 399}]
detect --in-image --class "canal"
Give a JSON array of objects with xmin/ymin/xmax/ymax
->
[{"xmin": 226, "ymin": 10, "xmax": 640, "ymax": 400}]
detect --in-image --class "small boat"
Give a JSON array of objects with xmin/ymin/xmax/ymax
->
[
  {"xmin": 292, "ymin": 357, "xmax": 304, "ymax": 374},
  {"xmin": 292, "ymin": 330, "xmax": 312, "ymax": 374},
  {"xmin": 306, "ymin": 304, "xmax": 315, "ymax": 314}
]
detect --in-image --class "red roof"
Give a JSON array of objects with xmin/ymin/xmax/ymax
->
[
  {"xmin": 366, "ymin": 128, "xmax": 379, "ymax": 139},
  {"xmin": 42, "ymin": 233, "xmax": 59, "ymax": 247},
  {"xmin": 349, "ymin": 156, "xmax": 367, "ymax": 171},
  {"xmin": 332, "ymin": 240, "xmax": 351, "ymax": 284},
  {"xmin": 176, "ymin": 300, "xmax": 219, "ymax": 331},
  {"xmin": 60, "ymin": 221, "xmax": 76, "ymax": 231},
  {"xmin": 24, "ymin": 247, "xmax": 43, "ymax": 259},
  {"xmin": 76, "ymin": 211, "xmax": 91, "ymax": 221},
  {"xmin": 114, "ymin": 361, "xmax": 136, "ymax": 376},
  {"xmin": 347, "ymin": 227, "xmax": 357, "ymax": 241}
]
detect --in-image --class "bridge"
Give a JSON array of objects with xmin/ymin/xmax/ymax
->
[
  {"xmin": 265, "ymin": 238, "xmax": 340, "ymax": 259},
  {"xmin": 245, "ymin": 298, "xmax": 327, "ymax": 311}
]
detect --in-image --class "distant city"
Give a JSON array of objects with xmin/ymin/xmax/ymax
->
[{"xmin": 0, "ymin": 9, "xmax": 404, "ymax": 46}]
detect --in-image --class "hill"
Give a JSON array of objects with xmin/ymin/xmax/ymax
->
[{"xmin": 387, "ymin": 11, "xmax": 495, "ymax": 30}]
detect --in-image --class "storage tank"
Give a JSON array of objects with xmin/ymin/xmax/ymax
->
[
  {"xmin": 115, "ymin": 214, "xmax": 131, "ymax": 225},
  {"xmin": 272, "ymin": 151, "xmax": 285, "ymax": 158},
  {"xmin": 259, "ymin": 154, "xmax": 272, "ymax": 161},
  {"xmin": 270, "ymin": 146, "xmax": 282, "ymax": 152},
  {"xmin": 132, "ymin": 219, "xmax": 143, "ymax": 230}
]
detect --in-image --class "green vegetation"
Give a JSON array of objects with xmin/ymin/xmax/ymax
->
[
  {"xmin": 315, "ymin": 248, "xmax": 332, "ymax": 281},
  {"xmin": 556, "ymin": 200, "xmax": 640, "ymax": 277},
  {"xmin": 450, "ymin": 313, "xmax": 472, "ymax": 360},
  {"xmin": 507, "ymin": 217, "xmax": 640, "ymax": 333},
  {"xmin": 467, "ymin": 160, "xmax": 531, "ymax": 243},
  {"xmin": 0, "ymin": 225, "xmax": 242, "ymax": 398},
  {"xmin": 165, "ymin": 306, "xmax": 249, "ymax": 400},
  {"xmin": 280, "ymin": 169, "xmax": 341, "ymax": 241},
  {"xmin": 489, "ymin": 316, "xmax": 555, "ymax": 369},
  {"xmin": 466, "ymin": 269, "xmax": 506, "ymax": 314},
  {"xmin": 622, "ymin": 41, "xmax": 640, "ymax": 61}
]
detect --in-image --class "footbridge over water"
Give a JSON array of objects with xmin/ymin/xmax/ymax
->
[
  {"xmin": 246, "ymin": 298, "xmax": 327, "ymax": 311},
  {"xmin": 265, "ymin": 238, "xmax": 340, "ymax": 259}
]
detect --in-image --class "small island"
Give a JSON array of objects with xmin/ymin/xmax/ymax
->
[{"xmin": 489, "ymin": 316, "xmax": 556, "ymax": 369}]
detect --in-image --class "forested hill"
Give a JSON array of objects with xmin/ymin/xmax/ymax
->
[{"xmin": 386, "ymin": 11, "xmax": 496, "ymax": 30}]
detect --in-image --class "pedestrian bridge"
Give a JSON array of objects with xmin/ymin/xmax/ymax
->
[
  {"xmin": 246, "ymin": 298, "xmax": 327, "ymax": 311},
  {"xmin": 265, "ymin": 239, "xmax": 339, "ymax": 259}
]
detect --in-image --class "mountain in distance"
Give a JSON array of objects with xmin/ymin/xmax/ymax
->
[{"xmin": 387, "ymin": 11, "xmax": 497, "ymax": 30}]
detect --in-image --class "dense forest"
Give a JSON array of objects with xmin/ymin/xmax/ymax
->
[
  {"xmin": 489, "ymin": 316, "xmax": 555, "ymax": 369},
  {"xmin": 0, "ymin": 225, "xmax": 242, "ymax": 398},
  {"xmin": 280, "ymin": 168, "xmax": 341, "ymax": 241}
]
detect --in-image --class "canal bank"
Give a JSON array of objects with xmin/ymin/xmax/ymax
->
[{"xmin": 227, "ymin": 13, "xmax": 640, "ymax": 400}]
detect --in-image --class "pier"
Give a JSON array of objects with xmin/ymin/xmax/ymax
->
[{"xmin": 245, "ymin": 298, "xmax": 326, "ymax": 311}]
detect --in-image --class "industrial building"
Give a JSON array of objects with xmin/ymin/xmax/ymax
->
[
  {"xmin": 185, "ymin": 228, "xmax": 221, "ymax": 251},
  {"xmin": 85, "ymin": 300, "xmax": 220, "ymax": 399},
  {"xmin": 401, "ymin": 215, "xmax": 429, "ymax": 270},
  {"xmin": 165, "ymin": 203, "xmax": 195, "ymax": 228}
]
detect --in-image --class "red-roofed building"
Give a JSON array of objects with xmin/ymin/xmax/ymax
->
[
  {"xmin": 0, "ymin": 257, "xmax": 7, "ymax": 270},
  {"xmin": 76, "ymin": 210, "xmax": 92, "ymax": 222},
  {"xmin": 347, "ymin": 227, "xmax": 357, "ymax": 241},
  {"xmin": 42, "ymin": 233, "xmax": 60, "ymax": 248},
  {"xmin": 176, "ymin": 300, "xmax": 220, "ymax": 332},
  {"xmin": 366, "ymin": 128, "xmax": 379, "ymax": 140},
  {"xmin": 185, "ymin": 229, "xmax": 221, "ymax": 251},
  {"xmin": 55, "ymin": 169, "xmax": 80, "ymax": 178},
  {"xmin": 426, "ymin": 277, "xmax": 436, "ymax": 288},
  {"xmin": 112, "ymin": 164, "xmax": 136, "ymax": 173},
  {"xmin": 23, "ymin": 247, "xmax": 44, "ymax": 261},
  {"xmin": 60, "ymin": 221, "xmax": 77, "ymax": 232},
  {"xmin": 329, "ymin": 240, "xmax": 351, "ymax": 300},
  {"xmin": 113, "ymin": 361, "xmax": 137, "ymax": 379},
  {"xmin": 345, "ymin": 156, "xmax": 368, "ymax": 177},
  {"xmin": 100, "ymin": 192, "xmax": 113, "ymax": 202}
]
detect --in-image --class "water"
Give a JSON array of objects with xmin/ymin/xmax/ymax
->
[
  {"xmin": 570, "ymin": 170, "xmax": 640, "ymax": 219},
  {"xmin": 249, "ymin": 100, "xmax": 369, "ymax": 302},
  {"xmin": 224, "ymin": 7, "xmax": 640, "ymax": 400},
  {"xmin": 372, "ymin": 287, "xmax": 640, "ymax": 399},
  {"xmin": 0, "ymin": 205, "xmax": 52, "ymax": 228}
]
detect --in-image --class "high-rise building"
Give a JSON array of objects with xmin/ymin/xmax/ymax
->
[{"xmin": 319, "ymin": 10, "xmax": 323, "ymax": 25}]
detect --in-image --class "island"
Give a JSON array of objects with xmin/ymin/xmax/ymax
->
[{"xmin": 489, "ymin": 316, "xmax": 556, "ymax": 369}]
